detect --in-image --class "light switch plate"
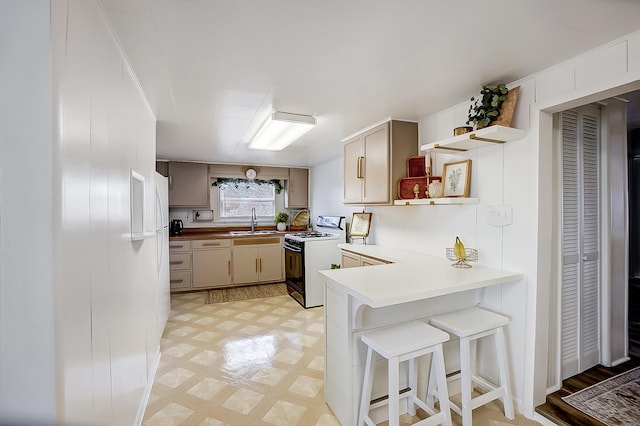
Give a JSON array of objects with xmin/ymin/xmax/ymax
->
[{"xmin": 488, "ymin": 204, "xmax": 513, "ymax": 227}]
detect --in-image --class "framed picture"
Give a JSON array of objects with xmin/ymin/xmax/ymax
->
[
  {"xmin": 130, "ymin": 169, "xmax": 145, "ymax": 239},
  {"xmin": 349, "ymin": 212, "xmax": 372, "ymax": 237},
  {"xmin": 442, "ymin": 159, "xmax": 471, "ymax": 197}
]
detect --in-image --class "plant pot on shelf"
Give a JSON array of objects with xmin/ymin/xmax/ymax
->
[
  {"xmin": 468, "ymin": 85, "xmax": 520, "ymax": 129},
  {"xmin": 277, "ymin": 222, "xmax": 287, "ymax": 231}
]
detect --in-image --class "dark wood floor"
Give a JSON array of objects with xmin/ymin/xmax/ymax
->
[{"xmin": 535, "ymin": 356, "xmax": 640, "ymax": 425}]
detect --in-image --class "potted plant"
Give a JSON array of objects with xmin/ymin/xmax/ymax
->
[
  {"xmin": 467, "ymin": 83, "xmax": 509, "ymax": 129},
  {"xmin": 275, "ymin": 211, "xmax": 289, "ymax": 231}
]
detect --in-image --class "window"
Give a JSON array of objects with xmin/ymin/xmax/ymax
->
[{"xmin": 218, "ymin": 180, "xmax": 276, "ymax": 219}]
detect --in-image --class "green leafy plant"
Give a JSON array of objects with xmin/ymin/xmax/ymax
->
[
  {"xmin": 274, "ymin": 211, "xmax": 289, "ymax": 223},
  {"xmin": 467, "ymin": 84, "xmax": 508, "ymax": 129}
]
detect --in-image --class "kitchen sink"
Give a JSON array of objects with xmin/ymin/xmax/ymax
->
[{"xmin": 229, "ymin": 230, "xmax": 278, "ymax": 235}]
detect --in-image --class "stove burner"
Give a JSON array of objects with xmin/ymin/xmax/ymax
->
[
  {"xmin": 293, "ymin": 231, "xmax": 319, "ymax": 237},
  {"xmin": 289, "ymin": 231, "xmax": 333, "ymax": 238}
]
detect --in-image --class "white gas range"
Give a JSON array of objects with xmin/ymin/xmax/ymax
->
[{"xmin": 284, "ymin": 215, "xmax": 345, "ymax": 308}]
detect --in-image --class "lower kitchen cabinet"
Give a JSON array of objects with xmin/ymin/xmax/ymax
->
[
  {"xmin": 192, "ymin": 240, "xmax": 232, "ymax": 288},
  {"xmin": 169, "ymin": 236, "xmax": 285, "ymax": 292},
  {"xmin": 340, "ymin": 249, "xmax": 389, "ymax": 268},
  {"xmin": 233, "ymin": 237, "xmax": 284, "ymax": 285},
  {"xmin": 169, "ymin": 241, "xmax": 192, "ymax": 291}
]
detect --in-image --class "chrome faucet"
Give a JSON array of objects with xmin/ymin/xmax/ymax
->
[{"xmin": 250, "ymin": 207, "xmax": 257, "ymax": 233}]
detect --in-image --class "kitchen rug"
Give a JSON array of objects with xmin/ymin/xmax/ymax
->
[
  {"xmin": 562, "ymin": 366, "xmax": 640, "ymax": 426},
  {"xmin": 205, "ymin": 282, "xmax": 287, "ymax": 304}
]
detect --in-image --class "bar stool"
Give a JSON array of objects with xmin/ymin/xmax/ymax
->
[
  {"xmin": 428, "ymin": 307, "xmax": 514, "ymax": 426},
  {"xmin": 358, "ymin": 321, "xmax": 452, "ymax": 426}
]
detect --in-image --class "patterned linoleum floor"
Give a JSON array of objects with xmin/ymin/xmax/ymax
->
[
  {"xmin": 143, "ymin": 291, "xmax": 540, "ymax": 426},
  {"xmin": 143, "ymin": 291, "xmax": 338, "ymax": 425}
]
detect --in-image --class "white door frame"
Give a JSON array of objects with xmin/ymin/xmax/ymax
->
[{"xmin": 527, "ymin": 76, "xmax": 640, "ymax": 415}]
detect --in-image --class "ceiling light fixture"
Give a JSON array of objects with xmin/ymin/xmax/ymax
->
[{"xmin": 248, "ymin": 112, "xmax": 316, "ymax": 151}]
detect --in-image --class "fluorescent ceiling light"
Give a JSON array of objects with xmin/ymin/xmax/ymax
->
[{"xmin": 249, "ymin": 112, "xmax": 316, "ymax": 151}]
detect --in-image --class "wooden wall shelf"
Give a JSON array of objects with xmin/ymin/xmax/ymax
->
[
  {"xmin": 420, "ymin": 125, "xmax": 526, "ymax": 153},
  {"xmin": 393, "ymin": 198, "xmax": 478, "ymax": 206}
]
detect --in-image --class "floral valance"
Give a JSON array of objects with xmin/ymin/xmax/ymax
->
[{"xmin": 212, "ymin": 177, "xmax": 283, "ymax": 194}]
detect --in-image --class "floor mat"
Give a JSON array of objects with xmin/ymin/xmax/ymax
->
[
  {"xmin": 562, "ymin": 366, "xmax": 640, "ymax": 426},
  {"xmin": 206, "ymin": 283, "xmax": 287, "ymax": 304}
]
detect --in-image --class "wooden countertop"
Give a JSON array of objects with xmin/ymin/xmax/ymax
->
[
  {"xmin": 169, "ymin": 227, "xmax": 291, "ymax": 241},
  {"xmin": 320, "ymin": 244, "xmax": 523, "ymax": 308}
]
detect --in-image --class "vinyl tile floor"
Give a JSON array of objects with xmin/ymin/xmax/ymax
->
[{"xmin": 142, "ymin": 291, "xmax": 540, "ymax": 426}]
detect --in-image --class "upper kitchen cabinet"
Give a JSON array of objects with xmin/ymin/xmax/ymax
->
[
  {"xmin": 285, "ymin": 168, "xmax": 309, "ymax": 208},
  {"xmin": 168, "ymin": 162, "xmax": 210, "ymax": 207},
  {"xmin": 156, "ymin": 161, "xmax": 169, "ymax": 177},
  {"xmin": 343, "ymin": 120, "xmax": 417, "ymax": 204}
]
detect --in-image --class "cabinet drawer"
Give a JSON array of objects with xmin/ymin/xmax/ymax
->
[
  {"xmin": 169, "ymin": 241, "xmax": 191, "ymax": 252},
  {"xmin": 170, "ymin": 252, "xmax": 191, "ymax": 270},
  {"xmin": 192, "ymin": 239, "xmax": 231, "ymax": 249},
  {"xmin": 170, "ymin": 270, "xmax": 191, "ymax": 290}
]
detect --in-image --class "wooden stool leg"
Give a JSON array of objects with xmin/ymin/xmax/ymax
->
[
  {"xmin": 434, "ymin": 346, "xmax": 453, "ymax": 426},
  {"xmin": 495, "ymin": 327, "xmax": 515, "ymax": 420},
  {"xmin": 425, "ymin": 354, "xmax": 437, "ymax": 409},
  {"xmin": 408, "ymin": 358, "xmax": 417, "ymax": 416},
  {"xmin": 358, "ymin": 346, "xmax": 376, "ymax": 426},
  {"xmin": 388, "ymin": 356, "xmax": 400, "ymax": 426},
  {"xmin": 459, "ymin": 336, "xmax": 473, "ymax": 426}
]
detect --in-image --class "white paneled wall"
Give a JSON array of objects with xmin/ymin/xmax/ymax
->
[
  {"xmin": 311, "ymin": 28, "xmax": 640, "ymax": 416},
  {"xmin": 52, "ymin": 0, "xmax": 159, "ymax": 424},
  {"xmin": 1, "ymin": 0, "xmax": 160, "ymax": 424}
]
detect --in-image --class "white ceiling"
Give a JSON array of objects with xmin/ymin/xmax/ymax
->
[{"xmin": 99, "ymin": 0, "xmax": 640, "ymax": 167}]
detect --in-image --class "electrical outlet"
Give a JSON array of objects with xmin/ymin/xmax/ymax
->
[{"xmin": 488, "ymin": 204, "xmax": 513, "ymax": 227}]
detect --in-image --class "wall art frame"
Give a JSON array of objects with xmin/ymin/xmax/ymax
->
[{"xmin": 442, "ymin": 159, "xmax": 471, "ymax": 197}]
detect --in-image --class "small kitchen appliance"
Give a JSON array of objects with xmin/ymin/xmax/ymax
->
[
  {"xmin": 170, "ymin": 219, "xmax": 183, "ymax": 235},
  {"xmin": 284, "ymin": 215, "xmax": 345, "ymax": 308}
]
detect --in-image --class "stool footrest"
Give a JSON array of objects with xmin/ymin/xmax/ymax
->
[
  {"xmin": 471, "ymin": 388, "xmax": 506, "ymax": 410},
  {"xmin": 368, "ymin": 388, "xmax": 411, "ymax": 411}
]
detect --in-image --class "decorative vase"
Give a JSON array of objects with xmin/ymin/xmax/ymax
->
[
  {"xmin": 277, "ymin": 222, "xmax": 287, "ymax": 231},
  {"xmin": 428, "ymin": 181, "xmax": 444, "ymax": 198}
]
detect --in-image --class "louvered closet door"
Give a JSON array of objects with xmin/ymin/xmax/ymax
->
[{"xmin": 561, "ymin": 106, "xmax": 601, "ymax": 380}]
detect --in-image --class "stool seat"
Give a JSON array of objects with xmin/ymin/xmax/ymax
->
[
  {"xmin": 358, "ymin": 321, "xmax": 452, "ymax": 426},
  {"xmin": 362, "ymin": 320, "xmax": 450, "ymax": 358},
  {"xmin": 430, "ymin": 307, "xmax": 509, "ymax": 338},
  {"xmin": 428, "ymin": 307, "xmax": 514, "ymax": 426}
]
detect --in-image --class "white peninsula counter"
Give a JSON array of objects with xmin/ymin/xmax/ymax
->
[{"xmin": 319, "ymin": 244, "xmax": 523, "ymax": 425}]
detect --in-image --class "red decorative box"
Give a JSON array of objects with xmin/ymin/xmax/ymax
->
[
  {"xmin": 398, "ymin": 176, "xmax": 443, "ymax": 199},
  {"xmin": 398, "ymin": 177, "xmax": 428, "ymax": 199},
  {"xmin": 407, "ymin": 156, "xmax": 428, "ymax": 177}
]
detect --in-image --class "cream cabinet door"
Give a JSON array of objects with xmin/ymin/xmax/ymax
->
[
  {"xmin": 258, "ymin": 245, "xmax": 284, "ymax": 282},
  {"xmin": 232, "ymin": 247, "xmax": 259, "ymax": 284},
  {"xmin": 361, "ymin": 256, "xmax": 387, "ymax": 267},
  {"xmin": 233, "ymin": 245, "xmax": 283, "ymax": 284},
  {"xmin": 192, "ymin": 248, "xmax": 232, "ymax": 288},
  {"xmin": 341, "ymin": 251, "xmax": 361, "ymax": 268},
  {"xmin": 168, "ymin": 161, "xmax": 210, "ymax": 207},
  {"xmin": 362, "ymin": 122, "xmax": 390, "ymax": 204},
  {"xmin": 343, "ymin": 136, "xmax": 364, "ymax": 203},
  {"xmin": 286, "ymin": 168, "xmax": 309, "ymax": 208}
]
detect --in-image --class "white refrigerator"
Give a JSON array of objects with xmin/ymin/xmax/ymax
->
[{"xmin": 155, "ymin": 172, "xmax": 170, "ymax": 336}]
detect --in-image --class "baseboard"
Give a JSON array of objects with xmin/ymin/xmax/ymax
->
[
  {"xmin": 610, "ymin": 356, "xmax": 631, "ymax": 367},
  {"xmin": 533, "ymin": 411, "xmax": 561, "ymax": 426},
  {"xmin": 135, "ymin": 347, "xmax": 161, "ymax": 426}
]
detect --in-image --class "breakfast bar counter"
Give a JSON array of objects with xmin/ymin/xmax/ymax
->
[
  {"xmin": 322, "ymin": 244, "xmax": 522, "ymax": 309},
  {"xmin": 319, "ymin": 244, "xmax": 523, "ymax": 425}
]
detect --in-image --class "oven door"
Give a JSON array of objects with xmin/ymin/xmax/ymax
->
[{"xmin": 284, "ymin": 241, "xmax": 305, "ymax": 304}]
